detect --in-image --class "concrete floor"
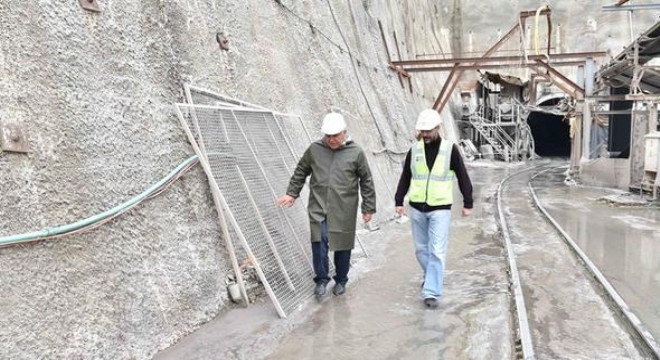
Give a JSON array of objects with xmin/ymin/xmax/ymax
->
[
  {"xmin": 534, "ymin": 168, "xmax": 660, "ymax": 343},
  {"xmin": 155, "ymin": 162, "xmax": 660, "ymax": 359},
  {"xmin": 503, "ymin": 165, "xmax": 645, "ymax": 359}
]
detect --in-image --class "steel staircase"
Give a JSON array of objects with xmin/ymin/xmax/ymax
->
[{"xmin": 468, "ymin": 113, "xmax": 516, "ymax": 161}]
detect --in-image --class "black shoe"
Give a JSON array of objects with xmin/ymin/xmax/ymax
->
[
  {"xmin": 424, "ymin": 298, "xmax": 438, "ymax": 309},
  {"xmin": 332, "ymin": 283, "xmax": 346, "ymax": 296},
  {"xmin": 314, "ymin": 282, "xmax": 327, "ymax": 296}
]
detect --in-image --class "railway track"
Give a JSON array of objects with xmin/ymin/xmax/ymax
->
[{"xmin": 496, "ymin": 164, "xmax": 660, "ymax": 360}]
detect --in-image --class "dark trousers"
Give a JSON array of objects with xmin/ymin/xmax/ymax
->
[{"xmin": 312, "ymin": 220, "xmax": 351, "ymax": 285}]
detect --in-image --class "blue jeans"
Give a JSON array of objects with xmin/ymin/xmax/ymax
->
[
  {"xmin": 410, "ymin": 208, "xmax": 451, "ymax": 300},
  {"xmin": 312, "ymin": 220, "xmax": 351, "ymax": 285}
]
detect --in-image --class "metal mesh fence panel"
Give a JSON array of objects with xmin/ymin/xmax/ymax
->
[
  {"xmin": 183, "ymin": 86, "xmax": 321, "ymax": 276},
  {"xmin": 273, "ymin": 113, "xmax": 312, "ymax": 160},
  {"xmin": 238, "ymin": 111, "xmax": 312, "ymax": 258},
  {"xmin": 177, "ymin": 104, "xmax": 251, "ymax": 274},
  {"xmin": 184, "ymin": 84, "xmax": 266, "ymax": 110},
  {"xmin": 269, "ymin": 113, "xmax": 337, "ymax": 271},
  {"xmin": 177, "ymin": 104, "xmax": 315, "ymax": 316},
  {"xmin": 184, "ymin": 87, "xmax": 318, "ymax": 257}
]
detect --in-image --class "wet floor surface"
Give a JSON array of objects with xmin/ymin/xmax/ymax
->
[
  {"xmin": 156, "ymin": 165, "xmax": 515, "ymax": 359},
  {"xmin": 266, "ymin": 167, "xmax": 513, "ymax": 359},
  {"xmin": 532, "ymin": 167, "xmax": 660, "ymax": 345},
  {"xmin": 155, "ymin": 162, "xmax": 660, "ymax": 359},
  {"xmin": 502, "ymin": 165, "xmax": 644, "ymax": 359}
]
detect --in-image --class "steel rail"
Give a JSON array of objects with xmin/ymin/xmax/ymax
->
[
  {"xmin": 496, "ymin": 165, "xmax": 542, "ymax": 360},
  {"xmin": 528, "ymin": 167, "xmax": 660, "ymax": 359}
]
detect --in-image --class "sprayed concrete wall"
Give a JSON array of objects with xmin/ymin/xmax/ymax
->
[
  {"xmin": 0, "ymin": 0, "xmax": 655, "ymax": 359},
  {"xmin": 0, "ymin": 1, "xmax": 425, "ymax": 359}
]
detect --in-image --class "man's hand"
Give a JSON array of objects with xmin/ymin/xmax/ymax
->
[
  {"xmin": 462, "ymin": 208, "xmax": 472, "ymax": 217},
  {"xmin": 362, "ymin": 212, "xmax": 372, "ymax": 223},
  {"xmin": 277, "ymin": 195, "xmax": 296, "ymax": 208},
  {"xmin": 395, "ymin": 206, "xmax": 406, "ymax": 217}
]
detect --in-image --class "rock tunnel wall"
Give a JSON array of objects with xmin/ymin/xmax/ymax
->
[
  {"xmin": 0, "ymin": 1, "xmax": 425, "ymax": 359},
  {"xmin": 0, "ymin": 1, "xmax": 655, "ymax": 359}
]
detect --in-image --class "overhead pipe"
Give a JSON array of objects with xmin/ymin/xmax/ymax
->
[{"xmin": 534, "ymin": 5, "xmax": 550, "ymax": 56}]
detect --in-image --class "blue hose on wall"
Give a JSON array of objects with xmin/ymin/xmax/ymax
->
[{"xmin": 0, "ymin": 155, "xmax": 201, "ymax": 247}]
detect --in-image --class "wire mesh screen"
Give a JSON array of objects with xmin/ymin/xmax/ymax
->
[
  {"xmin": 273, "ymin": 113, "xmax": 312, "ymax": 160},
  {"xmin": 185, "ymin": 84, "xmax": 266, "ymax": 110},
  {"xmin": 184, "ymin": 87, "xmax": 317, "ymax": 251},
  {"xmin": 185, "ymin": 87, "xmax": 313, "ymax": 219},
  {"xmin": 177, "ymin": 105, "xmax": 251, "ymax": 271},
  {"xmin": 177, "ymin": 104, "xmax": 315, "ymax": 316},
  {"xmin": 270, "ymin": 113, "xmax": 313, "ymax": 223},
  {"xmin": 183, "ymin": 86, "xmax": 321, "ymax": 276},
  {"xmin": 238, "ymin": 112, "xmax": 312, "ymax": 249}
]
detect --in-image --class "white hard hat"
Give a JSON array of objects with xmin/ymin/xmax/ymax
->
[
  {"xmin": 415, "ymin": 109, "xmax": 442, "ymax": 131},
  {"xmin": 321, "ymin": 112, "xmax": 347, "ymax": 135}
]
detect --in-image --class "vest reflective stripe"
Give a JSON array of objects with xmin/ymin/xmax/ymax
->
[{"xmin": 408, "ymin": 140, "xmax": 455, "ymax": 205}]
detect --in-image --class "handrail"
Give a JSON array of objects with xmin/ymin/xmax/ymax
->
[
  {"xmin": 470, "ymin": 104, "xmax": 536, "ymax": 161},
  {"xmin": 470, "ymin": 110, "xmax": 515, "ymax": 160}
]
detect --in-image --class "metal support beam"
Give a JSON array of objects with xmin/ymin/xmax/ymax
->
[
  {"xmin": 392, "ymin": 30, "xmax": 413, "ymax": 93},
  {"xmin": 603, "ymin": 3, "xmax": 660, "ymax": 11},
  {"xmin": 388, "ymin": 63, "xmax": 411, "ymax": 77},
  {"xmin": 587, "ymin": 94, "xmax": 660, "ymax": 102},
  {"xmin": 533, "ymin": 71, "xmax": 578, "ymax": 98},
  {"xmin": 650, "ymin": 103, "xmax": 658, "ymax": 132},
  {"xmin": 377, "ymin": 20, "xmax": 392, "ymax": 63},
  {"xmin": 571, "ymin": 109, "xmax": 583, "ymax": 175},
  {"xmin": 433, "ymin": 64, "xmax": 459, "ymax": 110},
  {"xmin": 380, "ymin": 20, "xmax": 409, "ymax": 90},
  {"xmin": 519, "ymin": 9, "xmax": 551, "ymax": 18},
  {"xmin": 435, "ymin": 73, "xmax": 461, "ymax": 113},
  {"xmin": 593, "ymin": 110, "xmax": 634, "ymax": 115},
  {"xmin": 530, "ymin": 73, "xmax": 550, "ymax": 103},
  {"xmin": 404, "ymin": 61, "xmax": 585, "ymax": 73},
  {"xmin": 434, "ymin": 23, "xmax": 520, "ymax": 113},
  {"xmin": 534, "ymin": 59, "xmax": 585, "ymax": 97},
  {"xmin": 583, "ymin": 101, "xmax": 593, "ymax": 160},
  {"xmin": 391, "ymin": 51, "xmax": 605, "ymax": 67}
]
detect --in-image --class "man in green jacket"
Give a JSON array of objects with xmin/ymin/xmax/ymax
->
[{"xmin": 277, "ymin": 112, "xmax": 377, "ymax": 297}]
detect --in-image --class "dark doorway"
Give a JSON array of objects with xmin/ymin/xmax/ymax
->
[
  {"xmin": 608, "ymin": 86, "xmax": 632, "ymax": 158},
  {"xmin": 527, "ymin": 98, "xmax": 571, "ymax": 157}
]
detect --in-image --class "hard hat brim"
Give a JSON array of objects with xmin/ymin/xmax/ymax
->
[{"xmin": 416, "ymin": 124, "xmax": 439, "ymax": 131}]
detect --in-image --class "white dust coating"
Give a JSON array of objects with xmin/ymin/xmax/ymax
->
[{"xmin": 1, "ymin": 0, "xmax": 655, "ymax": 359}]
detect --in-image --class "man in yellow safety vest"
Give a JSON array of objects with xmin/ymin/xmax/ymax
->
[{"xmin": 394, "ymin": 109, "xmax": 473, "ymax": 309}]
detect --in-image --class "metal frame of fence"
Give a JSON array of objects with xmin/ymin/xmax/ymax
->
[{"xmin": 177, "ymin": 86, "xmax": 330, "ymax": 318}]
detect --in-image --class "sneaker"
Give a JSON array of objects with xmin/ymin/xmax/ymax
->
[
  {"xmin": 332, "ymin": 283, "xmax": 346, "ymax": 296},
  {"xmin": 424, "ymin": 298, "xmax": 438, "ymax": 309},
  {"xmin": 314, "ymin": 282, "xmax": 327, "ymax": 296}
]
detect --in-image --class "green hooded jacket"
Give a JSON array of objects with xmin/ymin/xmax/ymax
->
[{"xmin": 286, "ymin": 139, "xmax": 377, "ymax": 251}]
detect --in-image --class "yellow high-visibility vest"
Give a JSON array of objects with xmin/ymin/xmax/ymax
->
[{"xmin": 408, "ymin": 140, "xmax": 454, "ymax": 206}]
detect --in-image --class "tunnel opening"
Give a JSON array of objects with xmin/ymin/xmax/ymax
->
[{"xmin": 528, "ymin": 97, "xmax": 571, "ymax": 157}]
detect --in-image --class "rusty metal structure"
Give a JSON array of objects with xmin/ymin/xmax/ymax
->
[
  {"xmin": 586, "ymin": 19, "xmax": 660, "ymax": 196},
  {"xmin": 380, "ymin": 7, "xmax": 609, "ymax": 164}
]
